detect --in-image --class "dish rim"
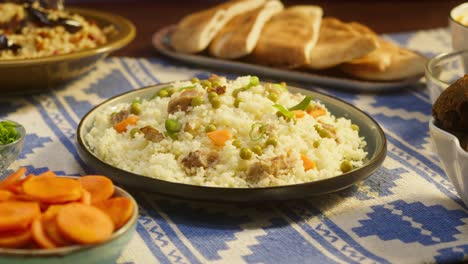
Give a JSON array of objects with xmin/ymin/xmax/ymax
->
[
  {"xmin": 424, "ymin": 49, "xmax": 468, "ymax": 89},
  {"xmin": 0, "ymin": 120, "xmax": 26, "ymax": 148},
  {"xmin": 0, "ymin": 176, "xmax": 139, "ymax": 257},
  {"xmin": 0, "ymin": 7, "xmax": 136, "ymax": 67},
  {"xmin": 76, "ymin": 82, "xmax": 387, "ymax": 195}
]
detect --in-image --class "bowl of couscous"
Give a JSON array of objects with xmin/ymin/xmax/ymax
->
[
  {"xmin": 77, "ymin": 76, "xmax": 387, "ymax": 201},
  {"xmin": 0, "ymin": 2, "xmax": 135, "ymax": 93}
]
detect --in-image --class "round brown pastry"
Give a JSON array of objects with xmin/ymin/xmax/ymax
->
[{"xmin": 432, "ymin": 74, "xmax": 468, "ymax": 132}]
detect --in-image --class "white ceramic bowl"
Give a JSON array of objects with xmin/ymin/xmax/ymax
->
[
  {"xmin": 429, "ymin": 118, "xmax": 468, "ymax": 206},
  {"xmin": 425, "ymin": 50, "xmax": 468, "ymax": 103},
  {"xmin": 450, "ymin": 2, "xmax": 468, "ymax": 51}
]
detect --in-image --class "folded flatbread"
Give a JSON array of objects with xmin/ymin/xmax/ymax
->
[
  {"xmin": 249, "ymin": 5, "xmax": 323, "ymax": 68},
  {"xmin": 209, "ymin": 0, "xmax": 284, "ymax": 59},
  {"xmin": 339, "ymin": 22, "xmax": 426, "ymax": 81},
  {"xmin": 306, "ymin": 17, "xmax": 378, "ymax": 70},
  {"xmin": 170, "ymin": 0, "xmax": 266, "ymax": 54}
]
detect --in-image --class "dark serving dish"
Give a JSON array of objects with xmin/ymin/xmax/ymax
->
[{"xmin": 77, "ymin": 82, "xmax": 387, "ymax": 202}]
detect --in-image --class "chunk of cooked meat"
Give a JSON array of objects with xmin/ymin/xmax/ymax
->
[
  {"xmin": 140, "ymin": 126, "xmax": 164, "ymax": 142},
  {"xmin": 167, "ymin": 89, "xmax": 198, "ymax": 114},
  {"xmin": 269, "ymin": 155, "xmax": 289, "ymax": 175},
  {"xmin": 184, "ymin": 121, "xmax": 199, "ymax": 134},
  {"xmin": 246, "ymin": 162, "xmax": 270, "ymax": 183},
  {"xmin": 110, "ymin": 110, "xmax": 129, "ymax": 125},
  {"xmin": 208, "ymin": 74, "xmax": 222, "ymax": 82},
  {"xmin": 246, "ymin": 155, "xmax": 290, "ymax": 183},
  {"xmin": 181, "ymin": 150, "xmax": 219, "ymax": 170},
  {"xmin": 317, "ymin": 120, "xmax": 337, "ymax": 141},
  {"xmin": 208, "ymin": 85, "xmax": 226, "ymax": 95}
]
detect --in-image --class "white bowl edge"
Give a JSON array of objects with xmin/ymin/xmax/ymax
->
[{"xmin": 429, "ymin": 118, "xmax": 468, "ymax": 206}]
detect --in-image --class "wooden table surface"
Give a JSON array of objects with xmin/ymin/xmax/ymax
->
[{"xmin": 73, "ymin": 0, "xmax": 465, "ymax": 57}]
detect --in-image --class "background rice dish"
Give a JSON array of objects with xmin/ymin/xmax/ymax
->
[
  {"xmin": 85, "ymin": 76, "xmax": 367, "ymax": 188},
  {"xmin": 0, "ymin": 2, "xmax": 107, "ymax": 60}
]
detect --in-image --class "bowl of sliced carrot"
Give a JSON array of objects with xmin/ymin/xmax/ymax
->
[{"xmin": 0, "ymin": 167, "xmax": 138, "ymax": 264}]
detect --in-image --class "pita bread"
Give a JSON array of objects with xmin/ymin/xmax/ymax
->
[
  {"xmin": 170, "ymin": 0, "xmax": 266, "ymax": 54},
  {"xmin": 209, "ymin": 0, "xmax": 284, "ymax": 59},
  {"xmin": 306, "ymin": 17, "xmax": 378, "ymax": 70},
  {"xmin": 249, "ymin": 5, "xmax": 323, "ymax": 68},
  {"xmin": 339, "ymin": 22, "xmax": 426, "ymax": 81}
]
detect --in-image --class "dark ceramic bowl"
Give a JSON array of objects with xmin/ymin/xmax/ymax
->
[
  {"xmin": 76, "ymin": 83, "xmax": 387, "ymax": 202},
  {"xmin": 0, "ymin": 177, "xmax": 138, "ymax": 264},
  {"xmin": 0, "ymin": 7, "xmax": 135, "ymax": 94}
]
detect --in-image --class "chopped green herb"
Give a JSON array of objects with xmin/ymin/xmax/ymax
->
[
  {"xmin": 0, "ymin": 121, "xmax": 21, "ymax": 145},
  {"xmin": 289, "ymin": 96, "xmax": 312, "ymax": 111},
  {"xmin": 274, "ymin": 83, "xmax": 287, "ymax": 92},
  {"xmin": 273, "ymin": 104, "xmax": 294, "ymax": 120},
  {"xmin": 178, "ymin": 85, "xmax": 197, "ymax": 91},
  {"xmin": 249, "ymin": 123, "xmax": 266, "ymax": 141}
]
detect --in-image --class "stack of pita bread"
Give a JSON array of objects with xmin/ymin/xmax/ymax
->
[{"xmin": 170, "ymin": 0, "xmax": 425, "ymax": 81}]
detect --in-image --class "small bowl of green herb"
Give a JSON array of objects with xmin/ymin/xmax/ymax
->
[{"xmin": 0, "ymin": 120, "xmax": 25, "ymax": 172}]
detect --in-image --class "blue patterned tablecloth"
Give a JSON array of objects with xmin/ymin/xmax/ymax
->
[{"xmin": 2, "ymin": 28, "xmax": 466, "ymax": 264}]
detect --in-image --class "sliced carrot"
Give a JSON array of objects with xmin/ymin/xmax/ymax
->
[
  {"xmin": 6, "ymin": 174, "xmax": 34, "ymax": 194},
  {"xmin": 56, "ymin": 203, "xmax": 114, "ymax": 244},
  {"xmin": 41, "ymin": 206, "xmax": 71, "ymax": 247},
  {"xmin": 79, "ymin": 176, "xmax": 114, "ymax": 204},
  {"xmin": 0, "ymin": 201, "xmax": 40, "ymax": 232},
  {"xmin": 207, "ymin": 129, "xmax": 232, "ymax": 146},
  {"xmin": 0, "ymin": 190, "xmax": 12, "ymax": 202},
  {"xmin": 113, "ymin": 115, "xmax": 139, "ymax": 133},
  {"xmin": 291, "ymin": 110, "xmax": 306, "ymax": 119},
  {"xmin": 31, "ymin": 217, "xmax": 56, "ymax": 249},
  {"xmin": 10, "ymin": 193, "xmax": 36, "ymax": 202},
  {"xmin": 23, "ymin": 177, "xmax": 82, "ymax": 203},
  {"xmin": 0, "ymin": 228, "xmax": 33, "ymax": 248},
  {"xmin": 0, "ymin": 167, "xmax": 26, "ymax": 190},
  {"xmin": 43, "ymin": 217, "xmax": 71, "ymax": 247},
  {"xmin": 307, "ymin": 107, "xmax": 326, "ymax": 118},
  {"xmin": 79, "ymin": 189, "xmax": 92, "ymax": 205},
  {"xmin": 37, "ymin": 170, "xmax": 56, "ymax": 178},
  {"xmin": 301, "ymin": 154, "xmax": 316, "ymax": 171},
  {"xmin": 43, "ymin": 205, "xmax": 65, "ymax": 220},
  {"xmin": 94, "ymin": 197, "xmax": 134, "ymax": 230}
]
